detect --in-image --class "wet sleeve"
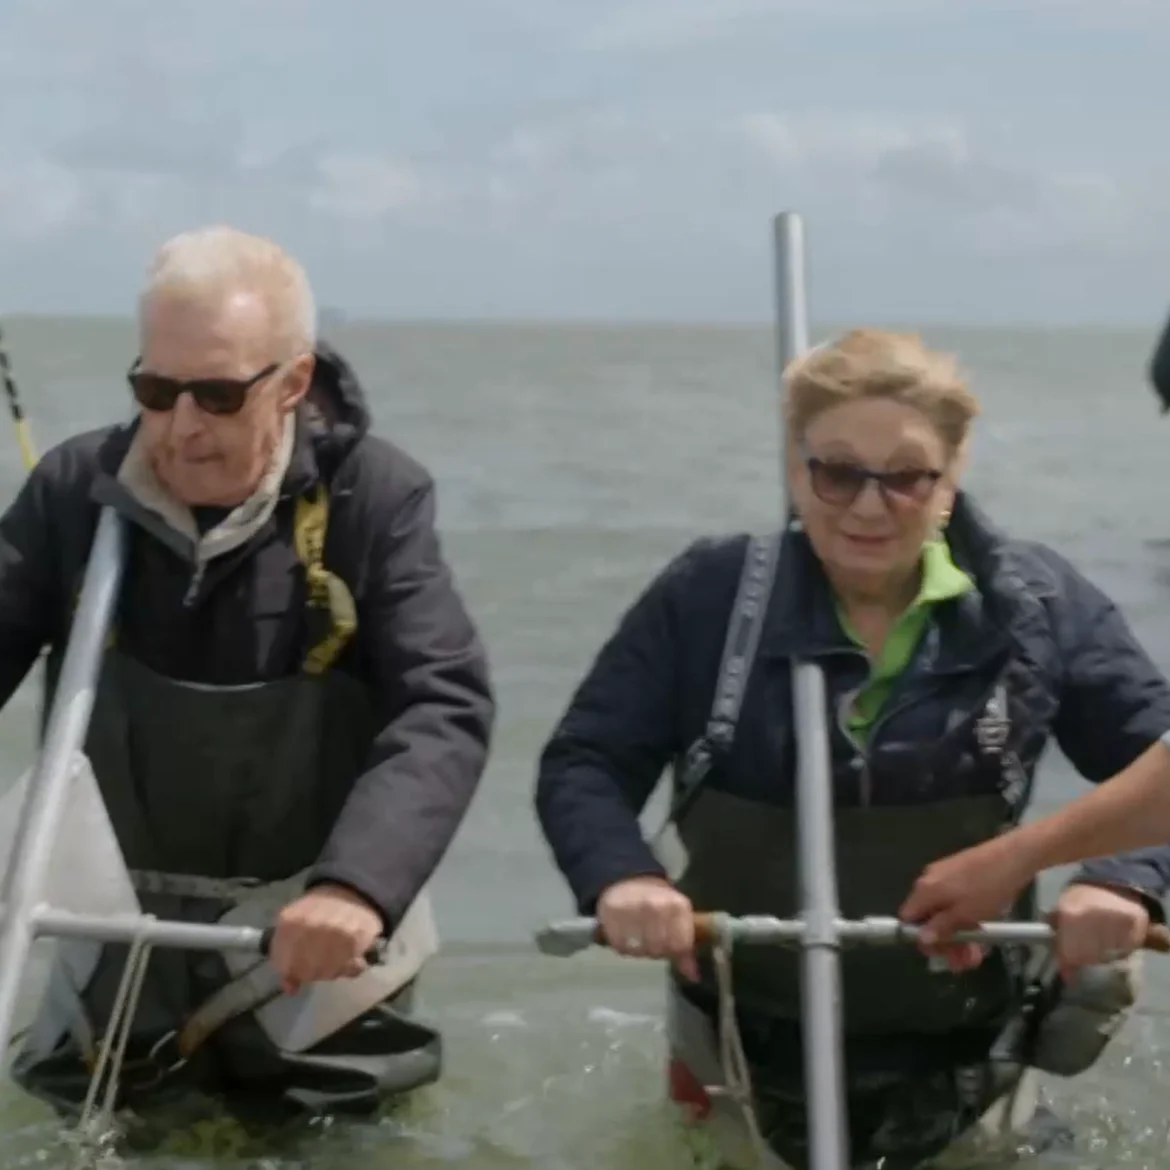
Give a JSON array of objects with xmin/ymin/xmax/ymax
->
[
  {"xmin": 535, "ymin": 548, "xmax": 695, "ymax": 915},
  {"xmin": 307, "ymin": 477, "xmax": 495, "ymax": 932},
  {"xmin": 0, "ymin": 461, "xmax": 60, "ymax": 706},
  {"xmin": 1047, "ymin": 553, "xmax": 1170, "ymax": 907}
]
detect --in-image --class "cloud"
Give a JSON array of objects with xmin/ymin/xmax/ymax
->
[
  {"xmin": 0, "ymin": 158, "xmax": 84, "ymax": 241},
  {"xmin": 0, "ymin": 101, "xmax": 1154, "ymax": 281},
  {"xmin": 0, "ymin": 0, "xmax": 1164, "ymax": 320},
  {"xmin": 0, "ymin": 0, "xmax": 320, "ymax": 81},
  {"xmin": 736, "ymin": 112, "xmax": 1133, "ymax": 250},
  {"xmin": 433, "ymin": 108, "xmax": 1148, "ymax": 258},
  {"xmin": 579, "ymin": 0, "xmax": 1170, "ymax": 52},
  {"xmin": 308, "ymin": 155, "xmax": 435, "ymax": 221},
  {"xmin": 580, "ymin": 0, "xmax": 800, "ymax": 53}
]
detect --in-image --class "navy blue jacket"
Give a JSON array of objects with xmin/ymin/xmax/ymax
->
[{"xmin": 535, "ymin": 494, "xmax": 1170, "ymax": 918}]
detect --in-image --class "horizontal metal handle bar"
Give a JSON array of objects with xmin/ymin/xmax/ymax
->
[
  {"xmin": 31, "ymin": 907, "xmax": 267, "ymax": 952},
  {"xmin": 21, "ymin": 906, "xmax": 386, "ymax": 964},
  {"xmin": 535, "ymin": 913, "xmax": 1170, "ymax": 958}
]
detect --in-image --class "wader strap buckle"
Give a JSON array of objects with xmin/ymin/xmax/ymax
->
[
  {"xmin": 112, "ymin": 1030, "xmax": 189, "ymax": 1095},
  {"xmin": 112, "ymin": 958, "xmax": 284, "ymax": 1096},
  {"xmin": 973, "ymin": 683, "xmax": 1031, "ymax": 821},
  {"xmin": 126, "ymin": 957, "xmax": 286, "ymax": 1095}
]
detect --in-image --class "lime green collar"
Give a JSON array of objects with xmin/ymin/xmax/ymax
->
[
  {"xmin": 836, "ymin": 540, "xmax": 973, "ymax": 638},
  {"xmin": 911, "ymin": 539, "xmax": 974, "ymax": 607},
  {"xmin": 834, "ymin": 541, "xmax": 974, "ymax": 741}
]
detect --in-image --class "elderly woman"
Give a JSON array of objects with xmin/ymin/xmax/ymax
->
[{"xmin": 534, "ymin": 329, "xmax": 1170, "ymax": 1170}]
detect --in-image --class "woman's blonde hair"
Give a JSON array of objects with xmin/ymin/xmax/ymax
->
[{"xmin": 783, "ymin": 328, "xmax": 980, "ymax": 452}]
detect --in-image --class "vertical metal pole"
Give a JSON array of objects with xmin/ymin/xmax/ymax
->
[
  {"xmin": 0, "ymin": 507, "xmax": 124, "ymax": 1056},
  {"xmin": 773, "ymin": 212, "xmax": 850, "ymax": 1170}
]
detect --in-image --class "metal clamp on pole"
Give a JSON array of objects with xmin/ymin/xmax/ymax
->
[{"xmin": 0, "ymin": 507, "xmax": 126, "ymax": 1057}]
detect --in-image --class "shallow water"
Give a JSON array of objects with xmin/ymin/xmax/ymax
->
[{"xmin": 0, "ymin": 320, "xmax": 1165, "ymax": 1167}]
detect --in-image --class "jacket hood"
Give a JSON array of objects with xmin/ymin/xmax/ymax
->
[{"xmin": 298, "ymin": 341, "xmax": 373, "ymax": 480}]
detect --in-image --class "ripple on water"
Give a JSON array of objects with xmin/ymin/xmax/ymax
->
[{"xmin": 2, "ymin": 959, "xmax": 1170, "ymax": 1170}]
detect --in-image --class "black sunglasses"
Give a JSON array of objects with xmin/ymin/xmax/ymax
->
[
  {"xmin": 804, "ymin": 453, "xmax": 943, "ymax": 508},
  {"xmin": 127, "ymin": 361, "xmax": 280, "ymax": 416}
]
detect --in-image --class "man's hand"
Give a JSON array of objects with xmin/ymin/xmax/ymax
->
[
  {"xmin": 268, "ymin": 883, "xmax": 384, "ymax": 994},
  {"xmin": 899, "ymin": 833, "xmax": 1036, "ymax": 968},
  {"xmin": 1049, "ymin": 883, "xmax": 1150, "ymax": 979}
]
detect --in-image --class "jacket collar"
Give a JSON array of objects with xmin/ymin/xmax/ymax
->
[{"xmin": 759, "ymin": 492, "xmax": 1035, "ymax": 672}]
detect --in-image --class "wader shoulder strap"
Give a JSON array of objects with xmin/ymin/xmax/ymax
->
[
  {"xmin": 293, "ymin": 483, "xmax": 358, "ymax": 675},
  {"xmin": 669, "ymin": 532, "xmax": 782, "ymax": 824}
]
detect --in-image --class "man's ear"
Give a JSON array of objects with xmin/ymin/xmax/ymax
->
[{"xmin": 280, "ymin": 353, "xmax": 316, "ymax": 411}]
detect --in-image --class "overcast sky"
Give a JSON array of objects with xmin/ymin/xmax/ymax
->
[{"xmin": 0, "ymin": 0, "xmax": 1166, "ymax": 324}]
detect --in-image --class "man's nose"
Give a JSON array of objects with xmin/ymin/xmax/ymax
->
[{"xmin": 166, "ymin": 391, "xmax": 207, "ymax": 441}]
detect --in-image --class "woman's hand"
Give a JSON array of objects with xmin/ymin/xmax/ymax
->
[
  {"xmin": 1049, "ymin": 883, "xmax": 1150, "ymax": 978},
  {"xmin": 597, "ymin": 875, "xmax": 699, "ymax": 981}
]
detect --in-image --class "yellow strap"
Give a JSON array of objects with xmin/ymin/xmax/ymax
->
[
  {"xmin": 293, "ymin": 483, "xmax": 358, "ymax": 675},
  {"xmin": 13, "ymin": 418, "xmax": 35, "ymax": 472}
]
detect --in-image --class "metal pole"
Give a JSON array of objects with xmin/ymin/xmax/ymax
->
[
  {"xmin": 774, "ymin": 211, "xmax": 850, "ymax": 1170},
  {"xmin": 30, "ymin": 907, "xmax": 268, "ymax": 952},
  {"xmin": 0, "ymin": 507, "xmax": 124, "ymax": 1056}
]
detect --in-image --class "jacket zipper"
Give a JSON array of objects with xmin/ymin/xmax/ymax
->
[
  {"xmin": 852, "ymin": 668, "xmax": 996, "ymax": 807},
  {"xmin": 836, "ymin": 664, "xmax": 968, "ymax": 809},
  {"xmin": 183, "ymin": 557, "xmax": 207, "ymax": 608},
  {"xmin": 835, "ymin": 685, "xmax": 872, "ymax": 806}
]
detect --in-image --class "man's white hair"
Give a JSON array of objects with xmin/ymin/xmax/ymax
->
[{"xmin": 139, "ymin": 225, "xmax": 317, "ymax": 358}]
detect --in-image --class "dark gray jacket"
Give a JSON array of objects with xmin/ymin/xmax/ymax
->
[{"xmin": 0, "ymin": 344, "xmax": 495, "ymax": 931}]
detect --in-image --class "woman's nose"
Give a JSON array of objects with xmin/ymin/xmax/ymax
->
[{"xmin": 848, "ymin": 478, "xmax": 887, "ymax": 517}]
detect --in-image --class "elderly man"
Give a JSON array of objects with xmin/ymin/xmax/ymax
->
[{"xmin": 0, "ymin": 226, "xmax": 494, "ymax": 1117}]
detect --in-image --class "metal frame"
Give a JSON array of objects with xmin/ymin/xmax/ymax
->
[
  {"xmin": 0, "ymin": 506, "xmax": 276, "ymax": 1065},
  {"xmin": 0, "ymin": 506, "xmax": 127, "ymax": 1056}
]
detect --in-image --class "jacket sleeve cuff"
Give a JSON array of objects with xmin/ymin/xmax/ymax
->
[
  {"xmin": 1065, "ymin": 874, "xmax": 1167, "ymax": 924},
  {"xmin": 573, "ymin": 856, "xmax": 669, "ymax": 916},
  {"xmin": 304, "ymin": 869, "xmax": 394, "ymax": 937}
]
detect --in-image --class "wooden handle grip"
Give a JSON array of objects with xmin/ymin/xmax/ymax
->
[
  {"xmin": 694, "ymin": 912, "xmax": 720, "ymax": 947},
  {"xmin": 1143, "ymin": 923, "xmax": 1170, "ymax": 953}
]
